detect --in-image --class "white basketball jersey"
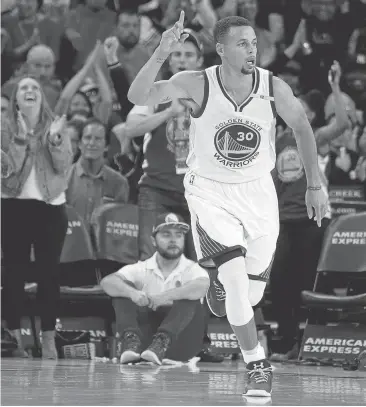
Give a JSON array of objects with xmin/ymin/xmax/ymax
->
[{"xmin": 187, "ymin": 65, "xmax": 277, "ymax": 183}]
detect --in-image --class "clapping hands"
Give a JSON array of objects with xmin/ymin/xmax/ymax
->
[{"xmin": 130, "ymin": 291, "xmax": 173, "ymax": 310}]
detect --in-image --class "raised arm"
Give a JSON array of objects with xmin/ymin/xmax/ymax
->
[
  {"xmin": 273, "ymin": 76, "xmax": 328, "ymax": 225},
  {"xmin": 315, "ymin": 61, "xmax": 349, "ymax": 147},
  {"xmin": 54, "ymin": 42, "xmax": 101, "ymax": 116},
  {"xmin": 93, "ymin": 63, "xmax": 113, "ymax": 125},
  {"xmin": 104, "ymin": 37, "xmax": 132, "ymax": 120},
  {"xmin": 127, "ymin": 11, "xmax": 190, "ymax": 106}
]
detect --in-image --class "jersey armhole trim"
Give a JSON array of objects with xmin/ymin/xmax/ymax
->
[
  {"xmin": 269, "ymin": 72, "xmax": 277, "ymax": 119},
  {"xmin": 191, "ymin": 70, "xmax": 209, "ymax": 119}
]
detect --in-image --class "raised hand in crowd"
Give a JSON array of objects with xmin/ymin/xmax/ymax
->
[
  {"xmin": 328, "ymin": 60, "xmax": 342, "ymax": 88},
  {"xmin": 335, "ymin": 146, "xmax": 352, "ymax": 172},
  {"xmin": 17, "ymin": 110, "xmax": 28, "ymax": 140},
  {"xmin": 49, "ymin": 115, "xmax": 67, "ymax": 145},
  {"xmin": 104, "ymin": 36, "xmax": 119, "ymax": 65}
]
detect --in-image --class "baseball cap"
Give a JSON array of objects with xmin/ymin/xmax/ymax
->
[
  {"xmin": 183, "ymin": 28, "xmax": 204, "ymax": 54},
  {"xmin": 152, "ymin": 213, "xmax": 190, "ymax": 236}
]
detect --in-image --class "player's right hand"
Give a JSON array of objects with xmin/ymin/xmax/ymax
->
[{"xmin": 159, "ymin": 11, "xmax": 189, "ymax": 56}]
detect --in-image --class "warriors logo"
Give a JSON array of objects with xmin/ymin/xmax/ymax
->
[
  {"xmin": 276, "ymin": 146, "xmax": 304, "ymax": 183},
  {"xmin": 166, "ymin": 109, "xmax": 191, "ymax": 174},
  {"xmin": 213, "ymin": 122, "xmax": 261, "ymax": 167},
  {"xmin": 165, "ymin": 213, "xmax": 180, "ymax": 223}
]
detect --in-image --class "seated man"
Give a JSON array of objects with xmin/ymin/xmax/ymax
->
[{"xmin": 100, "ymin": 213, "xmax": 210, "ymax": 365}]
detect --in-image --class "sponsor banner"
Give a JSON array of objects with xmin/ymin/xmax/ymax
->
[
  {"xmin": 208, "ymin": 320, "xmax": 240, "ymax": 353},
  {"xmin": 331, "ymin": 200, "xmax": 366, "ymax": 217},
  {"xmin": 329, "ymin": 185, "xmax": 365, "ymax": 202},
  {"xmin": 331, "ymin": 230, "xmax": 366, "ymax": 246},
  {"xmin": 299, "ymin": 324, "xmax": 366, "ymax": 361},
  {"xmin": 20, "ymin": 317, "xmax": 107, "ymax": 349}
]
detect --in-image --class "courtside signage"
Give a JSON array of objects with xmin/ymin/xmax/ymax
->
[{"xmin": 300, "ymin": 324, "xmax": 366, "ymax": 361}]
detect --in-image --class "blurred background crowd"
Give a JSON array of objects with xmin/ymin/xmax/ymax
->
[{"xmin": 1, "ymin": 0, "xmax": 366, "ymax": 361}]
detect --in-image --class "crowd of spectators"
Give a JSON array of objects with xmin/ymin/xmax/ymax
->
[{"xmin": 1, "ymin": 0, "xmax": 366, "ymax": 361}]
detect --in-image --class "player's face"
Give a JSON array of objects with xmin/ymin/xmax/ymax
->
[
  {"xmin": 169, "ymin": 41, "xmax": 202, "ymax": 74},
  {"xmin": 153, "ymin": 228, "xmax": 185, "ymax": 260},
  {"xmin": 218, "ymin": 26, "xmax": 257, "ymax": 75}
]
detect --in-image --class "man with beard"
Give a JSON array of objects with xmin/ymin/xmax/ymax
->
[
  {"xmin": 114, "ymin": 8, "xmax": 154, "ymax": 85},
  {"xmin": 100, "ymin": 213, "xmax": 210, "ymax": 365}
]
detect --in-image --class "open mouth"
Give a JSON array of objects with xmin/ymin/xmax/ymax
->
[
  {"xmin": 24, "ymin": 93, "xmax": 36, "ymax": 102},
  {"xmin": 246, "ymin": 56, "xmax": 256, "ymax": 66},
  {"xmin": 178, "ymin": 67, "xmax": 187, "ymax": 71}
]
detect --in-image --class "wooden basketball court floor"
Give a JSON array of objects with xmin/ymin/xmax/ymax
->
[{"xmin": 1, "ymin": 358, "xmax": 365, "ymax": 406}]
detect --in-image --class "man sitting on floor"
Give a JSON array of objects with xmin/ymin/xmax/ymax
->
[{"xmin": 100, "ymin": 213, "xmax": 210, "ymax": 365}]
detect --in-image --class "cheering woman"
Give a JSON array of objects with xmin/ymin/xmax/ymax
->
[{"xmin": 1, "ymin": 75, "xmax": 73, "ymax": 358}]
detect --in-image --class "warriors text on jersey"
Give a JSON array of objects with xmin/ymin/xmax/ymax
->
[{"xmin": 187, "ymin": 65, "xmax": 277, "ymax": 183}]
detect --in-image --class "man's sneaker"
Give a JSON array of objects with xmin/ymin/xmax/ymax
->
[
  {"xmin": 197, "ymin": 347, "xmax": 224, "ymax": 363},
  {"xmin": 206, "ymin": 268, "xmax": 226, "ymax": 317},
  {"xmin": 243, "ymin": 359, "xmax": 273, "ymax": 397},
  {"xmin": 141, "ymin": 332, "xmax": 171, "ymax": 365},
  {"xmin": 120, "ymin": 331, "xmax": 142, "ymax": 364}
]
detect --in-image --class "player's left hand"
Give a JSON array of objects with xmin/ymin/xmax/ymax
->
[
  {"xmin": 148, "ymin": 294, "xmax": 173, "ymax": 311},
  {"xmin": 305, "ymin": 187, "xmax": 328, "ymax": 227}
]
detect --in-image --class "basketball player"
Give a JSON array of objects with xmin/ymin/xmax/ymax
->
[{"xmin": 128, "ymin": 12, "xmax": 328, "ymax": 397}]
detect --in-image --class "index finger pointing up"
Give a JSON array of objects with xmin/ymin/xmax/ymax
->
[{"xmin": 178, "ymin": 10, "xmax": 185, "ymax": 26}]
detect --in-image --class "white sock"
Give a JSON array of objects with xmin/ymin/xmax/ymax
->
[{"xmin": 241, "ymin": 343, "xmax": 266, "ymax": 364}]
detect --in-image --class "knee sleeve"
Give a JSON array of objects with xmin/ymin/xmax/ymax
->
[
  {"xmin": 248, "ymin": 280, "xmax": 266, "ymax": 307},
  {"xmin": 218, "ymin": 257, "xmax": 254, "ymax": 326}
]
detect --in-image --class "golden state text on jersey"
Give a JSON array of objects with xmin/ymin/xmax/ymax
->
[{"xmin": 187, "ymin": 66, "xmax": 277, "ymax": 183}]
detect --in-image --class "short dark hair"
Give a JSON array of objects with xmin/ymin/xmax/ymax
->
[
  {"xmin": 213, "ymin": 16, "xmax": 252, "ymax": 43},
  {"xmin": 81, "ymin": 118, "xmax": 110, "ymax": 145},
  {"xmin": 116, "ymin": 7, "xmax": 139, "ymax": 22}
]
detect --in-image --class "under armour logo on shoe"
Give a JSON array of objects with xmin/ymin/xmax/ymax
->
[
  {"xmin": 213, "ymin": 281, "xmax": 226, "ymax": 301},
  {"xmin": 253, "ymin": 362, "xmax": 265, "ymax": 370}
]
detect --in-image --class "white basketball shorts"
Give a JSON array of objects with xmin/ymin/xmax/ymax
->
[{"xmin": 184, "ymin": 170, "xmax": 279, "ymax": 281}]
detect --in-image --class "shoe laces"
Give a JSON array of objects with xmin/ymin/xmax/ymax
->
[
  {"xmin": 248, "ymin": 366, "xmax": 272, "ymax": 383},
  {"xmin": 213, "ymin": 281, "xmax": 226, "ymax": 301}
]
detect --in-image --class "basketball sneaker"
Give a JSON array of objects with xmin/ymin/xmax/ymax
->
[
  {"xmin": 120, "ymin": 331, "xmax": 142, "ymax": 364},
  {"xmin": 243, "ymin": 359, "xmax": 273, "ymax": 397},
  {"xmin": 205, "ymin": 268, "xmax": 227, "ymax": 318},
  {"xmin": 141, "ymin": 332, "xmax": 171, "ymax": 365}
]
